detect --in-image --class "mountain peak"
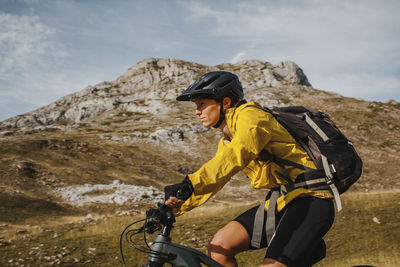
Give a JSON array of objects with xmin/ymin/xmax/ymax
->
[{"xmin": 0, "ymin": 57, "xmax": 312, "ymax": 131}]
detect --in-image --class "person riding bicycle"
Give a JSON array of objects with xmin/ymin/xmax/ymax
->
[{"xmin": 164, "ymin": 71, "xmax": 335, "ymax": 267}]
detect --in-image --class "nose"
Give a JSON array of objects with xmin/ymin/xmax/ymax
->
[{"xmin": 195, "ymin": 108, "xmax": 201, "ymax": 116}]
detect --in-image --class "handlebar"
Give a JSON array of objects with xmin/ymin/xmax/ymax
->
[
  {"xmin": 120, "ymin": 203, "xmax": 177, "ymax": 267},
  {"xmin": 144, "ymin": 203, "xmax": 176, "ymax": 237}
]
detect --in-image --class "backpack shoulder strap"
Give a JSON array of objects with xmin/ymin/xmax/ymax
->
[{"xmin": 244, "ymin": 105, "xmax": 315, "ymax": 178}]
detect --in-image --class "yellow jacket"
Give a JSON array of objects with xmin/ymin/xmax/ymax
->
[{"xmin": 175, "ymin": 101, "xmax": 332, "ymax": 216}]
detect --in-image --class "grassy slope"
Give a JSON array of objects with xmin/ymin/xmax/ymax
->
[
  {"xmin": 1, "ymin": 84, "xmax": 400, "ymax": 266},
  {"xmin": 0, "ymin": 191, "xmax": 398, "ymax": 266},
  {"xmin": 0, "ymin": 131, "xmax": 203, "ymax": 224},
  {"xmin": 1, "ymin": 89, "xmax": 399, "ymax": 221}
]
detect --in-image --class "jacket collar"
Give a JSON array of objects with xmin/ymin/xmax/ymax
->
[{"xmin": 225, "ymin": 101, "xmax": 261, "ymax": 136}]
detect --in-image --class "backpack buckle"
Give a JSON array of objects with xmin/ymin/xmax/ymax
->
[{"xmin": 325, "ymin": 173, "xmax": 334, "ymax": 185}]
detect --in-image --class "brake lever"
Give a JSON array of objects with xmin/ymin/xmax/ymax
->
[
  {"xmin": 142, "ymin": 208, "xmax": 162, "ymax": 234},
  {"xmin": 143, "ymin": 203, "xmax": 176, "ymax": 234}
]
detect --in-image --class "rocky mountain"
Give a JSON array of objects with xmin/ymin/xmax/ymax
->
[
  {"xmin": 0, "ymin": 58, "xmax": 311, "ymax": 131},
  {"xmin": 0, "ymin": 57, "xmax": 399, "ymax": 224}
]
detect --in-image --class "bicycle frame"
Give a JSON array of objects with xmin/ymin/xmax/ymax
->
[{"xmin": 145, "ymin": 231, "xmax": 224, "ymax": 267}]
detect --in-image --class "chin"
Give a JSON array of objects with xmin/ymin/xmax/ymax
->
[{"xmin": 202, "ymin": 122, "xmax": 212, "ymax": 128}]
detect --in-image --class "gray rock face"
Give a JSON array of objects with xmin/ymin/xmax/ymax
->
[
  {"xmin": 0, "ymin": 58, "xmax": 312, "ymax": 131},
  {"xmin": 274, "ymin": 61, "xmax": 312, "ymax": 86}
]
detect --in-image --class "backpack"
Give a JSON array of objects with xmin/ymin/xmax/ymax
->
[
  {"xmin": 248, "ymin": 105, "xmax": 363, "ymax": 248},
  {"xmin": 253, "ymin": 105, "xmax": 363, "ymax": 211}
]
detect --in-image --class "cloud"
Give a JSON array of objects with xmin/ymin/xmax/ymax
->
[
  {"xmin": 313, "ymin": 72, "xmax": 400, "ymax": 101},
  {"xmin": 182, "ymin": 0, "xmax": 400, "ymax": 101},
  {"xmin": 0, "ymin": 13, "xmax": 68, "ymax": 74},
  {"xmin": 230, "ymin": 52, "xmax": 246, "ymax": 63},
  {"xmin": 0, "ymin": 12, "xmax": 74, "ymax": 120},
  {"xmin": 0, "ymin": 12, "xmax": 73, "ymax": 98},
  {"xmin": 0, "ymin": 0, "xmax": 399, "ymax": 122},
  {"xmin": 183, "ymin": 1, "xmax": 400, "ymax": 63}
]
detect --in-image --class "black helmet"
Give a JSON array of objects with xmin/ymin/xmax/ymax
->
[{"xmin": 176, "ymin": 71, "xmax": 244, "ymax": 101}]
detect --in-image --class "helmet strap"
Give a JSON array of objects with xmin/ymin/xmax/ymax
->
[{"xmin": 213, "ymin": 99, "xmax": 225, "ymax": 129}]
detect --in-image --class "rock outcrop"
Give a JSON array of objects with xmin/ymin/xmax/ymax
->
[{"xmin": 0, "ymin": 58, "xmax": 311, "ymax": 131}]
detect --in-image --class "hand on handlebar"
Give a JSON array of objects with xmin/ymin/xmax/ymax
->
[
  {"xmin": 163, "ymin": 176, "xmax": 194, "ymax": 209},
  {"xmin": 165, "ymin": 196, "xmax": 185, "ymax": 209}
]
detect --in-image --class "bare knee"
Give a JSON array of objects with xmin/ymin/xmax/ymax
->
[
  {"xmin": 207, "ymin": 221, "xmax": 250, "ymax": 266},
  {"xmin": 208, "ymin": 231, "xmax": 234, "ymax": 259}
]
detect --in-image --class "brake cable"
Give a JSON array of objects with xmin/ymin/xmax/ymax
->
[{"xmin": 120, "ymin": 215, "xmax": 171, "ymax": 267}]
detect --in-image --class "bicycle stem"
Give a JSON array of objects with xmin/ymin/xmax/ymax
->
[
  {"xmin": 158, "ymin": 203, "xmax": 176, "ymax": 237},
  {"xmin": 161, "ymin": 223, "xmax": 173, "ymax": 237}
]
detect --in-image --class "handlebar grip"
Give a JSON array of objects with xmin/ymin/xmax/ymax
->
[{"xmin": 158, "ymin": 203, "xmax": 171, "ymax": 212}]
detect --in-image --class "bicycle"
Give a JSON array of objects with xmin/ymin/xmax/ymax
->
[{"xmin": 120, "ymin": 203, "xmax": 224, "ymax": 267}]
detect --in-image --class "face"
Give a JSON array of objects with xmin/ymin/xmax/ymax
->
[{"xmin": 193, "ymin": 98, "xmax": 221, "ymax": 128}]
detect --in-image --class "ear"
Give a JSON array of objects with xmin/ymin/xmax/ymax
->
[{"xmin": 222, "ymin": 97, "xmax": 231, "ymax": 110}]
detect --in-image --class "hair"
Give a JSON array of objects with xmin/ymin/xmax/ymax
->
[{"xmin": 190, "ymin": 93, "xmax": 244, "ymax": 108}]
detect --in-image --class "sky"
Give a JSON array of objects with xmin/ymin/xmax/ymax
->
[{"xmin": 1, "ymin": 0, "xmax": 399, "ymax": 121}]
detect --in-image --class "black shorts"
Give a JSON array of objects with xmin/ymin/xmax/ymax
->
[{"xmin": 234, "ymin": 196, "xmax": 334, "ymax": 266}]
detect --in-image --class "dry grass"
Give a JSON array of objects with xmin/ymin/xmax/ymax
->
[
  {"xmin": 1, "ymin": 82, "xmax": 400, "ymax": 266},
  {"xmin": 0, "ymin": 190, "xmax": 398, "ymax": 266}
]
